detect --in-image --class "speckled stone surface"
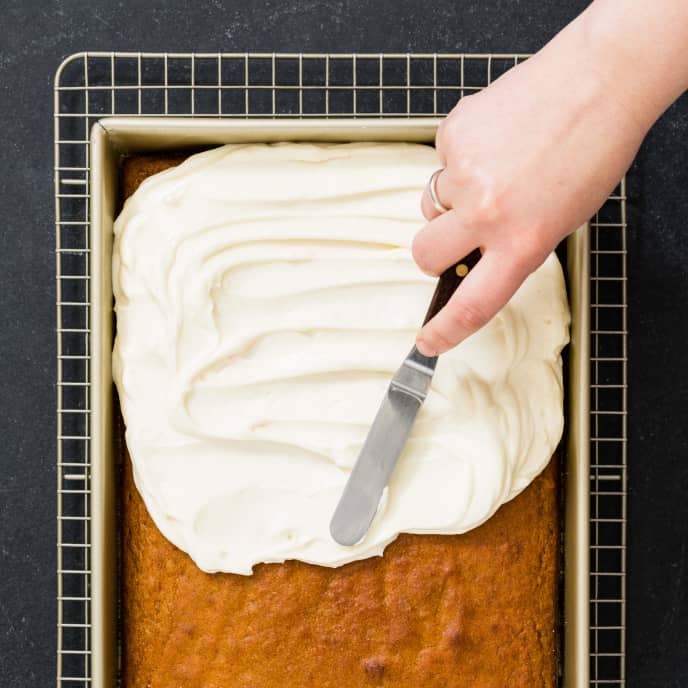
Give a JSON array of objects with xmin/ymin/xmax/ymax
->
[{"xmin": 0, "ymin": 1, "xmax": 686, "ymax": 687}]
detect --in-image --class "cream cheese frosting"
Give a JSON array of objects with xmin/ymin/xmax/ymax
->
[{"xmin": 113, "ymin": 141, "xmax": 570, "ymax": 575}]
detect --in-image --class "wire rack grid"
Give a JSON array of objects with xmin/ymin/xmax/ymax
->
[{"xmin": 54, "ymin": 51, "xmax": 627, "ymax": 687}]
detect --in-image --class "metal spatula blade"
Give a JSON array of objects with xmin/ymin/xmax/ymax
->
[
  {"xmin": 329, "ymin": 249, "xmax": 482, "ymax": 546},
  {"xmin": 329, "ymin": 348, "xmax": 436, "ymax": 546}
]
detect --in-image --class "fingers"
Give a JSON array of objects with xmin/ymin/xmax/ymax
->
[
  {"xmin": 420, "ymin": 184, "xmax": 443, "ymax": 221},
  {"xmin": 412, "ymin": 210, "xmax": 480, "ymax": 276},
  {"xmin": 434, "ymin": 116, "xmax": 451, "ymax": 161},
  {"xmin": 420, "ymin": 165, "xmax": 454, "ymax": 221},
  {"xmin": 415, "ymin": 251, "xmax": 528, "ymax": 356}
]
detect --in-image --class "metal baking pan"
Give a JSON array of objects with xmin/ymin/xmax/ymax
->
[{"xmin": 89, "ymin": 116, "xmax": 589, "ymax": 688}]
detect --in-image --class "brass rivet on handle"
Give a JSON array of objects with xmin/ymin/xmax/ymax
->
[{"xmin": 455, "ymin": 263, "xmax": 469, "ymax": 277}]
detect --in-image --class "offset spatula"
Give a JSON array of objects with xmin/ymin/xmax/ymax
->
[{"xmin": 330, "ymin": 249, "xmax": 482, "ymax": 546}]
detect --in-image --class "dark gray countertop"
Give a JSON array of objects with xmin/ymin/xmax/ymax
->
[{"xmin": 1, "ymin": 1, "xmax": 687, "ymax": 686}]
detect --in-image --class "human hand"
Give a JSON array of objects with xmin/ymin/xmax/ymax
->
[{"xmin": 413, "ymin": 8, "xmax": 659, "ymax": 357}]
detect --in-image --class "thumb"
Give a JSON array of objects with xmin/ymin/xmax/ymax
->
[{"xmin": 415, "ymin": 251, "xmax": 530, "ymax": 356}]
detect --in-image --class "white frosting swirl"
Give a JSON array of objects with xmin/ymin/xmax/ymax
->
[{"xmin": 113, "ymin": 142, "xmax": 569, "ymax": 575}]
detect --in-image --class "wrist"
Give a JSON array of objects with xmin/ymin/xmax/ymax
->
[
  {"xmin": 522, "ymin": 13, "xmax": 646, "ymax": 145},
  {"xmin": 581, "ymin": 0, "xmax": 688, "ymax": 130}
]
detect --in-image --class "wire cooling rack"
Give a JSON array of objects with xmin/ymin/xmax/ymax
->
[{"xmin": 54, "ymin": 52, "xmax": 627, "ymax": 687}]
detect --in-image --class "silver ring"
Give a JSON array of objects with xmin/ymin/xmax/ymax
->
[{"xmin": 427, "ymin": 168, "xmax": 450, "ymax": 213}]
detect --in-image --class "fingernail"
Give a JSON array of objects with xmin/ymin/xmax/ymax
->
[{"xmin": 415, "ymin": 337, "xmax": 437, "ymax": 357}]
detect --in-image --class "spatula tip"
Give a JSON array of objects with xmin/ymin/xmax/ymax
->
[{"xmin": 329, "ymin": 516, "xmax": 366, "ymax": 547}]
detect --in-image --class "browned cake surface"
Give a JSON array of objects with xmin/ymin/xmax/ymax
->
[{"xmin": 120, "ymin": 154, "xmax": 559, "ymax": 688}]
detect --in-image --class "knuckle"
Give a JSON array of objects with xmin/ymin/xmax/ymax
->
[
  {"xmin": 449, "ymin": 300, "xmax": 489, "ymax": 332},
  {"xmin": 449, "ymin": 94, "xmax": 473, "ymax": 117},
  {"xmin": 437, "ymin": 106, "xmax": 464, "ymax": 154},
  {"xmin": 469, "ymin": 176, "xmax": 507, "ymax": 226},
  {"xmin": 509, "ymin": 249, "xmax": 535, "ymax": 276},
  {"xmin": 419, "ymin": 192, "xmax": 431, "ymax": 218},
  {"xmin": 435, "ymin": 119, "xmax": 448, "ymax": 150},
  {"xmin": 411, "ymin": 234, "xmax": 436, "ymax": 274},
  {"xmin": 515, "ymin": 230, "xmax": 550, "ymax": 269}
]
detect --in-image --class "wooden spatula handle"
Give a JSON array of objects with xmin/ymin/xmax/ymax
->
[{"xmin": 422, "ymin": 249, "xmax": 482, "ymax": 326}]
